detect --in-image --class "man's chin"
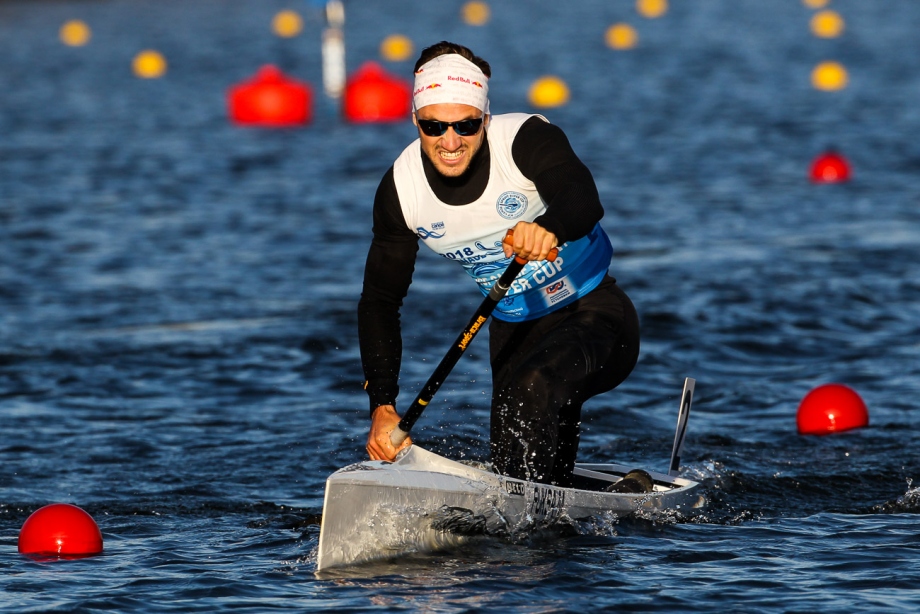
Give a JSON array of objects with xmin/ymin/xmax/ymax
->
[{"xmin": 435, "ymin": 163, "xmax": 469, "ymax": 177}]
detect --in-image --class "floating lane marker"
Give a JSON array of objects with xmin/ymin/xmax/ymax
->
[
  {"xmin": 637, "ymin": 0, "xmax": 668, "ymax": 19},
  {"xmin": 380, "ymin": 34, "xmax": 414, "ymax": 62},
  {"xmin": 797, "ymin": 384, "xmax": 868, "ymax": 435},
  {"xmin": 809, "ymin": 151, "xmax": 851, "ymax": 183},
  {"xmin": 273, "ymin": 10, "xmax": 303, "ymax": 38},
  {"xmin": 528, "ymin": 76, "xmax": 570, "ymax": 109},
  {"xmin": 60, "ymin": 20, "xmax": 91, "ymax": 47},
  {"xmin": 19, "ymin": 504, "xmax": 103, "ymax": 559},
  {"xmin": 133, "ymin": 50, "xmax": 167, "ymax": 79},
  {"xmin": 811, "ymin": 9, "xmax": 845, "ymax": 38},
  {"xmin": 462, "ymin": 1, "xmax": 491, "ymax": 26},
  {"xmin": 606, "ymin": 23, "xmax": 638, "ymax": 50},
  {"xmin": 811, "ymin": 60, "xmax": 848, "ymax": 91}
]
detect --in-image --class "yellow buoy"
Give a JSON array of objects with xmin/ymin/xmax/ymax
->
[
  {"xmin": 462, "ymin": 1, "xmax": 491, "ymax": 26},
  {"xmin": 636, "ymin": 0, "xmax": 668, "ymax": 19},
  {"xmin": 380, "ymin": 34, "xmax": 414, "ymax": 62},
  {"xmin": 811, "ymin": 61, "xmax": 848, "ymax": 91},
  {"xmin": 272, "ymin": 10, "xmax": 303, "ymax": 38},
  {"xmin": 60, "ymin": 20, "xmax": 91, "ymax": 47},
  {"xmin": 803, "ymin": 0, "xmax": 830, "ymax": 8},
  {"xmin": 528, "ymin": 76, "xmax": 570, "ymax": 109},
  {"xmin": 810, "ymin": 10, "xmax": 845, "ymax": 38},
  {"xmin": 606, "ymin": 23, "xmax": 638, "ymax": 50},
  {"xmin": 133, "ymin": 50, "xmax": 167, "ymax": 79}
]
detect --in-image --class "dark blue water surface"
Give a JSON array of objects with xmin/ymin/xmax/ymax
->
[{"xmin": 3, "ymin": 0, "xmax": 920, "ymax": 611}]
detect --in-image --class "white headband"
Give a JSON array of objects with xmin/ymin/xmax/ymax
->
[{"xmin": 413, "ymin": 54, "xmax": 490, "ymax": 114}]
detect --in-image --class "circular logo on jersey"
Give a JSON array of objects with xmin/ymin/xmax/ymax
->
[{"xmin": 496, "ymin": 191, "xmax": 528, "ymax": 219}]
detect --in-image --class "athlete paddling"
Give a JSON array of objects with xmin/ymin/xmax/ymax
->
[{"xmin": 360, "ymin": 41, "xmax": 640, "ymax": 487}]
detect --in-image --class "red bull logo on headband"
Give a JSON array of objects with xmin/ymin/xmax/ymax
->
[
  {"xmin": 414, "ymin": 83, "xmax": 443, "ymax": 96},
  {"xmin": 413, "ymin": 53, "xmax": 490, "ymax": 113}
]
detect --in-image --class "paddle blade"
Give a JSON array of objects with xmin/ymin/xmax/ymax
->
[{"xmin": 669, "ymin": 378, "xmax": 695, "ymax": 476}]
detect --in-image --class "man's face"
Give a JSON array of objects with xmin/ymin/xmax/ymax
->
[{"xmin": 413, "ymin": 103, "xmax": 489, "ymax": 178}]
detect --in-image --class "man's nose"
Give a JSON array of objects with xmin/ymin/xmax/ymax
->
[{"xmin": 441, "ymin": 127, "xmax": 463, "ymax": 149}]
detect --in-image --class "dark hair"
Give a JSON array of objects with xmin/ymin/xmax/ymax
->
[{"xmin": 414, "ymin": 41, "xmax": 491, "ymax": 77}]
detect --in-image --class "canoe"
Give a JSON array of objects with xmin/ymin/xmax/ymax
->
[{"xmin": 316, "ymin": 378, "xmax": 704, "ymax": 572}]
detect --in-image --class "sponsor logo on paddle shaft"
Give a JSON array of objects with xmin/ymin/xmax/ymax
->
[
  {"xmin": 504, "ymin": 480, "xmax": 525, "ymax": 496},
  {"xmin": 529, "ymin": 484, "xmax": 566, "ymax": 522},
  {"xmin": 458, "ymin": 315, "xmax": 487, "ymax": 350},
  {"xmin": 496, "ymin": 191, "xmax": 528, "ymax": 219}
]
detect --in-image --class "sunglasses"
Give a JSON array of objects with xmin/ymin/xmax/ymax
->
[{"xmin": 417, "ymin": 117, "xmax": 484, "ymax": 137}]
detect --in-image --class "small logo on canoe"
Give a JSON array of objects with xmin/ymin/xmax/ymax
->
[
  {"xmin": 504, "ymin": 480, "xmax": 525, "ymax": 496},
  {"xmin": 530, "ymin": 484, "xmax": 565, "ymax": 520}
]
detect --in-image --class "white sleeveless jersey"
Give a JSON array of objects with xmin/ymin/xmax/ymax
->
[{"xmin": 393, "ymin": 113, "xmax": 612, "ymax": 322}]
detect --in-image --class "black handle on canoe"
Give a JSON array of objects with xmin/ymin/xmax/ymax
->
[{"xmin": 390, "ymin": 232, "xmax": 557, "ymax": 446}]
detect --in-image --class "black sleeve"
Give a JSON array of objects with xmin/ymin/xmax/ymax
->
[
  {"xmin": 357, "ymin": 167, "xmax": 420, "ymax": 416},
  {"xmin": 511, "ymin": 116, "xmax": 604, "ymax": 244}
]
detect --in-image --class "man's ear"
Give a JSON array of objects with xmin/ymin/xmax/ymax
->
[
  {"xmin": 411, "ymin": 113, "xmax": 418, "ymax": 127},
  {"xmin": 483, "ymin": 114, "xmax": 491, "ymax": 129}
]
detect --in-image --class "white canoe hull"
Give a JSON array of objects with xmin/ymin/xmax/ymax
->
[{"xmin": 316, "ymin": 445, "xmax": 705, "ymax": 572}]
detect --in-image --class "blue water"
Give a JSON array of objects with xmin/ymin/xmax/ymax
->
[{"xmin": 2, "ymin": 0, "xmax": 920, "ymax": 611}]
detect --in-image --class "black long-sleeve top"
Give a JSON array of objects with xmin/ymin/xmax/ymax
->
[{"xmin": 358, "ymin": 116, "xmax": 605, "ymax": 414}]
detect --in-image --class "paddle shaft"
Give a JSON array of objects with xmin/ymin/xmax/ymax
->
[{"xmin": 390, "ymin": 242, "xmax": 557, "ymax": 446}]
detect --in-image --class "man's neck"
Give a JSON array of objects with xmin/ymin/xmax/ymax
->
[{"xmin": 421, "ymin": 131, "xmax": 491, "ymax": 206}]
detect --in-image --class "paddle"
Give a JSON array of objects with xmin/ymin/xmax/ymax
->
[{"xmin": 389, "ymin": 231, "xmax": 558, "ymax": 446}]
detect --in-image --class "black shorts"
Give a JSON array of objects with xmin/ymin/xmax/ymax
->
[{"xmin": 488, "ymin": 276, "xmax": 640, "ymax": 485}]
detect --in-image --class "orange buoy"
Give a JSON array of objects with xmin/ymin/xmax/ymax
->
[
  {"xmin": 18, "ymin": 503, "xmax": 103, "ymax": 558},
  {"xmin": 528, "ymin": 76, "xmax": 570, "ymax": 108},
  {"xmin": 272, "ymin": 10, "xmax": 303, "ymax": 38},
  {"xmin": 811, "ymin": 10, "xmax": 845, "ymax": 39},
  {"xmin": 606, "ymin": 23, "xmax": 639, "ymax": 50},
  {"xmin": 228, "ymin": 65, "xmax": 313, "ymax": 127},
  {"xmin": 812, "ymin": 61, "xmax": 848, "ymax": 91},
  {"xmin": 810, "ymin": 150, "xmax": 851, "ymax": 183},
  {"xmin": 797, "ymin": 384, "xmax": 869, "ymax": 435},
  {"xmin": 637, "ymin": 0, "xmax": 668, "ymax": 19},
  {"xmin": 343, "ymin": 62, "xmax": 411, "ymax": 123},
  {"xmin": 60, "ymin": 20, "xmax": 91, "ymax": 47},
  {"xmin": 461, "ymin": 1, "xmax": 491, "ymax": 26},
  {"xmin": 133, "ymin": 50, "xmax": 167, "ymax": 79}
]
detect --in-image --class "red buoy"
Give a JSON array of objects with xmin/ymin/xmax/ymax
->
[
  {"xmin": 228, "ymin": 65, "xmax": 313, "ymax": 127},
  {"xmin": 343, "ymin": 61, "xmax": 411, "ymax": 123},
  {"xmin": 18, "ymin": 503, "xmax": 103, "ymax": 558},
  {"xmin": 796, "ymin": 383, "xmax": 869, "ymax": 435},
  {"xmin": 809, "ymin": 151, "xmax": 851, "ymax": 183}
]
